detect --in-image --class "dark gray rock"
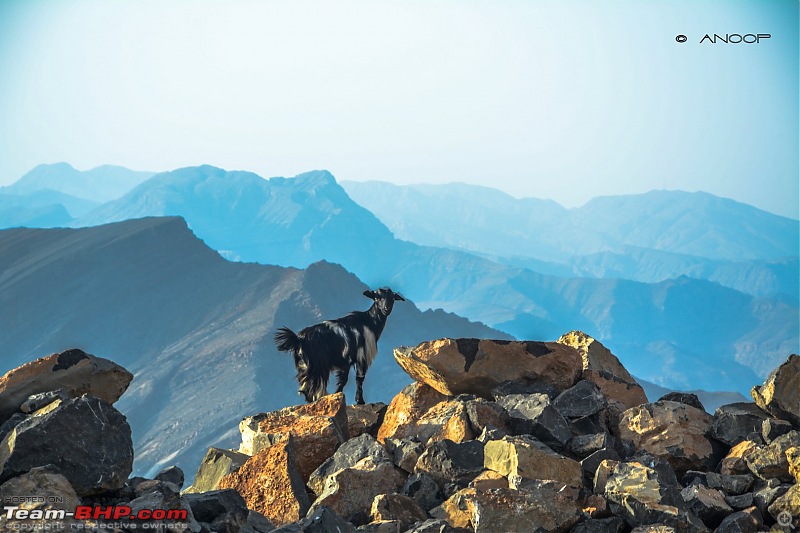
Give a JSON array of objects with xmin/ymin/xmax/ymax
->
[
  {"xmin": 183, "ymin": 489, "xmax": 249, "ymax": 524},
  {"xmin": 658, "ymin": 392, "xmax": 704, "ymax": 411},
  {"xmin": 370, "ymin": 494, "xmax": 427, "ymax": 530},
  {"xmin": 553, "ymin": 380, "xmax": 607, "ymax": 419},
  {"xmin": 0, "ymin": 396, "xmax": 132, "ymax": 496},
  {"xmin": 570, "ymin": 517, "xmax": 626, "ymax": 533},
  {"xmin": 581, "ymin": 448, "xmax": 621, "ymax": 483},
  {"xmin": 155, "ymin": 465, "xmax": 184, "ymax": 490},
  {"xmin": 724, "ymin": 492, "xmax": 754, "ymax": 510},
  {"xmin": 569, "ymin": 433, "xmax": 615, "ymax": 459},
  {"xmin": 569, "ymin": 413, "xmax": 609, "ymax": 438},
  {"xmin": 715, "ymin": 508, "xmax": 763, "ymax": 533},
  {"xmin": 414, "ymin": 439, "xmax": 485, "ymax": 489},
  {"xmin": 762, "ymin": 418, "xmax": 793, "ymax": 443},
  {"xmin": 680, "ymin": 484, "xmax": 733, "ymax": 528},
  {"xmin": 20, "ymin": 389, "xmax": 69, "ymax": 414},
  {"xmin": 0, "ymin": 413, "xmax": 27, "ymax": 443},
  {"xmin": 491, "ymin": 379, "xmax": 558, "ymax": 400},
  {"xmin": 752, "ymin": 480, "xmax": 791, "ymax": 514},
  {"xmin": 385, "ymin": 437, "xmax": 424, "ymax": 473},
  {"xmin": 706, "ymin": 472, "xmax": 754, "ymax": 495},
  {"xmin": 495, "ymin": 393, "xmax": 572, "ymax": 451},
  {"xmin": 402, "ymin": 473, "xmax": 444, "ymax": 511},
  {"xmin": 269, "ymin": 506, "xmax": 355, "ymax": 533},
  {"xmin": 308, "ymin": 433, "xmax": 390, "ymax": 496},
  {"xmin": 711, "ymin": 403, "xmax": 770, "ymax": 446}
]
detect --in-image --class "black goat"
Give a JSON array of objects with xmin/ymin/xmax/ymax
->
[{"xmin": 274, "ymin": 288, "xmax": 405, "ymax": 404}]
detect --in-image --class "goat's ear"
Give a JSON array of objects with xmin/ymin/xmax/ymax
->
[
  {"xmin": 363, "ymin": 290, "xmax": 377, "ymax": 299},
  {"xmin": 393, "ymin": 292, "xmax": 406, "ymax": 301}
]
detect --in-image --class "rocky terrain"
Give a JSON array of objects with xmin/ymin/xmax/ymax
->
[{"xmin": 0, "ymin": 334, "xmax": 798, "ymax": 532}]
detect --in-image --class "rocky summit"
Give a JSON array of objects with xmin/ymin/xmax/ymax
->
[{"xmin": 1, "ymin": 336, "xmax": 799, "ymax": 532}]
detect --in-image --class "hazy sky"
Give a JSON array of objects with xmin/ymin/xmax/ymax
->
[{"xmin": 0, "ymin": 0, "xmax": 797, "ymax": 218}]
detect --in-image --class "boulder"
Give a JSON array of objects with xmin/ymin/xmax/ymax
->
[
  {"xmin": 346, "ymin": 403, "xmax": 386, "ymax": 438},
  {"xmin": 724, "ymin": 493, "xmax": 754, "ymax": 511},
  {"xmin": 0, "ymin": 465, "xmax": 82, "ymax": 527},
  {"xmin": 711, "ymin": 403, "xmax": 770, "ymax": 446},
  {"xmin": 752, "ymin": 479, "xmax": 792, "ymax": 515},
  {"xmin": 402, "ymin": 473, "xmax": 444, "ymax": 512},
  {"xmin": 698, "ymin": 472, "xmax": 755, "ymax": 496},
  {"xmin": 0, "ymin": 349, "xmax": 132, "ymax": 422},
  {"xmin": 584, "ymin": 370, "xmax": 647, "ymax": 411},
  {"xmin": 393, "ymin": 338, "xmax": 582, "ymax": 398},
  {"xmin": 0, "ymin": 396, "xmax": 132, "ymax": 496},
  {"xmin": 182, "ymin": 488, "xmax": 251, "ymax": 524},
  {"xmin": 751, "ymin": 354, "xmax": 800, "ymax": 428},
  {"xmin": 377, "ymin": 382, "xmax": 448, "ymax": 444},
  {"xmin": 156, "ymin": 465, "xmax": 184, "ymax": 490},
  {"xmin": 218, "ymin": 435, "xmax": 310, "ymax": 527},
  {"xmin": 183, "ymin": 447, "xmax": 249, "ymax": 493},
  {"xmin": 557, "ymin": 331, "xmax": 635, "ymax": 380},
  {"xmin": 370, "ymin": 494, "xmax": 427, "ymax": 530},
  {"xmin": 239, "ymin": 392, "xmax": 349, "ymax": 480},
  {"xmin": 414, "ymin": 439, "xmax": 485, "ymax": 489},
  {"xmin": 468, "ymin": 470, "xmax": 507, "ymax": 491},
  {"xmin": 386, "ymin": 437, "xmax": 425, "ymax": 473},
  {"xmin": 553, "ymin": 380, "xmax": 607, "ymax": 419},
  {"xmin": 617, "ymin": 400, "xmax": 717, "ymax": 475},
  {"xmin": 745, "ymin": 430, "xmax": 800, "ymax": 482},
  {"xmin": 787, "ymin": 446, "xmax": 800, "ymax": 483},
  {"xmin": 308, "ymin": 433, "xmax": 390, "ymax": 496},
  {"xmin": 603, "ymin": 461, "xmax": 703, "ymax": 530},
  {"xmin": 464, "ymin": 483, "xmax": 581, "ymax": 533},
  {"xmin": 309, "ymin": 456, "xmax": 405, "ymax": 525},
  {"xmin": 494, "ymin": 393, "xmax": 572, "ymax": 451},
  {"xmin": 429, "ymin": 488, "xmax": 474, "ymax": 529},
  {"xmin": 657, "ymin": 392, "xmax": 705, "ymax": 411},
  {"xmin": 570, "ymin": 517, "xmax": 627, "ymax": 533},
  {"xmin": 768, "ymin": 483, "xmax": 800, "ymax": 528},
  {"xmin": 569, "ymin": 432, "xmax": 616, "ymax": 459},
  {"xmin": 720, "ymin": 439, "xmax": 759, "ymax": 476},
  {"xmin": 483, "ymin": 435, "xmax": 583, "ymax": 488},
  {"xmin": 679, "ymin": 484, "xmax": 733, "ymax": 528},
  {"xmin": 715, "ymin": 509, "xmax": 764, "ymax": 533},
  {"xmin": 270, "ymin": 506, "xmax": 355, "ymax": 533},
  {"xmin": 127, "ymin": 488, "xmax": 201, "ymax": 533},
  {"xmin": 581, "ymin": 448, "xmax": 621, "ymax": 483},
  {"xmin": 763, "ymin": 418, "xmax": 794, "ymax": 443}
]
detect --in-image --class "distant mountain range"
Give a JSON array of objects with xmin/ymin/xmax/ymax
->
[
  {"xmin": 1, "ymin": 163, "xmax": 797, "ymax": 396},
  {"xmin": 0, "ymin": 217, "xmax": 507, "ymax": 478}
]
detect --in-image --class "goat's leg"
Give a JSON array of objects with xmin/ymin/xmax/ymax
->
[
  {"xmin": 354, "ymin": 363, "xmax": 367, "ymax": 405},
  {"xmin": 334, "ymin": 369, "xmax": 349, "ymax": 393}
]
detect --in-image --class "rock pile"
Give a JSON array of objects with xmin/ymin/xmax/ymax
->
[
  {"xmin": 2, "ymin": 337, "xmax": 799, "ymax": 533},
  {"xmin": 186, "ymin": 332, "xmax": 800, "ymax": 532},
  {"xmin": 0, "ymin": 349, "xmax": 274, "ymax": 533}
]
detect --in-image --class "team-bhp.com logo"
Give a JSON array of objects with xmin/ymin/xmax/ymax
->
[
  {"xmin": 675, "ymin": 33, "xmax": 771, "ymax": 43},
  {"xmin": 4, "ymin": 505, "xmax": 189, "ymax": 529}
]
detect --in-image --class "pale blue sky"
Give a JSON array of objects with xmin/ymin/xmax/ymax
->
[{"xmin": 0, "ymin": 0, "xmax": 797, "ymax": 218}]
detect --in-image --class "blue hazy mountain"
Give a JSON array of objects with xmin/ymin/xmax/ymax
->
[
  {"xmin": 0, "ymin": 217, "xmax": 507, "ymax": 478},
  {"xmin": 70, "ymin": 165, "xmax": 797, "ymax": 395},
  {"xmin": 343, "ymin": 181, "xmax": 799, "ymax": 302},
  {"xmin": 1, "ymin": 162, "xmax": 154, "ymax": 204}
]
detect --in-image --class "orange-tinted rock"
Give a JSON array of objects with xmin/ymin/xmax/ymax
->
[
  {"xmin": 218, "ymin": 435, "xmax": 310, "ymax": 527},
  {"xmin": 308, "ymin": 457, "xmax": 406, "ymax": 525},
  {"xmin": 558, "ymin": 331, "xmax": 647, "ymax": 412},
  {"xmin": 393, "ymin": 339, "xmax": 582, "ymax": 398},
  {"xmin": 468, "ymin": 470, "xmax": 508, "ymax": 491},
  {"xmin": 429, "ymin": 488, "xmax": 475, "ymax": 529},
  {"xmin": 346, "ymin": 403, "xmax": 386, "ymax": 439},
  {"xmin": 0, "ymin": 349, "xmax": 132, "ymax": 422},
  {"xmin": 720, "ymin": 440, "xmax": 759, "ymax": 476},
  {"xmin": 751, "ymin": 354, "xmax": 800, "ymax": 428},
  {"xmin": 618, "ymin": 401, "xmax": 717, "ymax": 475},
  {"xmin": 239, "ymin": 392, "xmax": 348, "ymax": 480},
  {"xmin": 377, "ymin": 382, "xmax": 449, "ymax": 444}
]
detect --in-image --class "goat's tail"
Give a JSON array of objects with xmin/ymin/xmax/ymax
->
[{"xmin": 274, "ymin": 327, "xmax": 300, "ymax": 353}]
